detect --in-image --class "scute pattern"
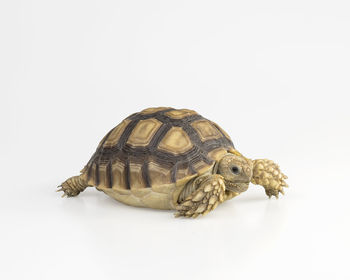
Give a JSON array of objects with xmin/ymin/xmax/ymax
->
[
  {"xmin": 165, "ymin": 109, "xmax": 197, "ymax": 119},
  {"xmin": 191, "ymin": 120, "xmax": 222, "ymax": 141},
  {"xmin": 127, "ymin": 118, "xmax": 162, "ymax": 147},
  {"xmin": 103, "ymin": 119, "xmax": 131, "ymax": 148},
  {"xmin": 84, "ymin": 107, "xmax": 234, "ymax": 191},
  {"xmin": 158, "ymin": 127, "xmax": 193, "ymax": 154}
]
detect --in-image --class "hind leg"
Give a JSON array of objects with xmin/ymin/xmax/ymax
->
[
  {"xmin": 57, "ymin": 175, "xmax": 90, "ymax": 197},
  {"xmin": 175, "ymin": 174, "xmax": 225, "ymax": 218}
]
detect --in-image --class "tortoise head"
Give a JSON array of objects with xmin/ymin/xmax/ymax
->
[
  {"xmin": 217, "ymin": 150, "xmax": 253, "ymax": 194},
  {"xmin": 217, "ymin": 149, "xmax": 288, "ymax": 198}
]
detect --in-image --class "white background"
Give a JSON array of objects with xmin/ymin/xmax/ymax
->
[{"xmin": 1, "ymin": 1, "xmax": 349, "ymax": 279}]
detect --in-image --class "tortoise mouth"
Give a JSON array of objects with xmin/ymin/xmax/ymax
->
[{"xmin": 224, "ymin": 180, "xmax": 249, "ymax": 193}]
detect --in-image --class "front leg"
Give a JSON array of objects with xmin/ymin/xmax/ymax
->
[
  {"xmin": 251, "ymin": 159, "xmax": 288, "ymax": 198},
  {"xmin": 175, "ymin": 174, "xmax": 225, "ymax": 218}
]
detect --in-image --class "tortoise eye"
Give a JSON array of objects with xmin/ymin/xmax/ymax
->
[{"xmin": 231, "ymin": 166, "xmax": 240, "ymax": 175}]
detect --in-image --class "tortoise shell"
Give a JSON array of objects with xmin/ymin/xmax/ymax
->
[{"xmin": 80, "ymin": 107, "xmax": 234, "ymax": 208}]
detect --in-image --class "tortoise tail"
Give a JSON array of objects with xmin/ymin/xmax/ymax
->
[{"xmin": 57, "ymin": 175, "xmax": 90, "ymax": 197}]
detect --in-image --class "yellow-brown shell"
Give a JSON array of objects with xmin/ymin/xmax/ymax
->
[{"xmin": 81, "ymin": 107, "xmax": 234, "ymax": 209}]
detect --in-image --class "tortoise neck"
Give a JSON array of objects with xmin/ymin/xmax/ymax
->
[{"xmin": 212, "ymin": 152, "xmax": 230, "ymax": 175}]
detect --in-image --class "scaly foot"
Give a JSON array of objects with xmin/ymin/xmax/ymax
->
[
  {"xmin": 175, "ymin": 174, "xmax": 225, "ymax": 218},
  {"xmin": 251, "ymin": 159, "xmax": 288, "ymax": 198}
]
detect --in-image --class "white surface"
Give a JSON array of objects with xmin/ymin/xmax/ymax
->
[{"xmin": 1, "ymin": 1, "xmax": 349, "ymax": 279}]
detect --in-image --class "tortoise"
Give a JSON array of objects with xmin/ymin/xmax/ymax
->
[{"xmin": 58, "ymin": 107, "xmax": 288, "ymax": 218}]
